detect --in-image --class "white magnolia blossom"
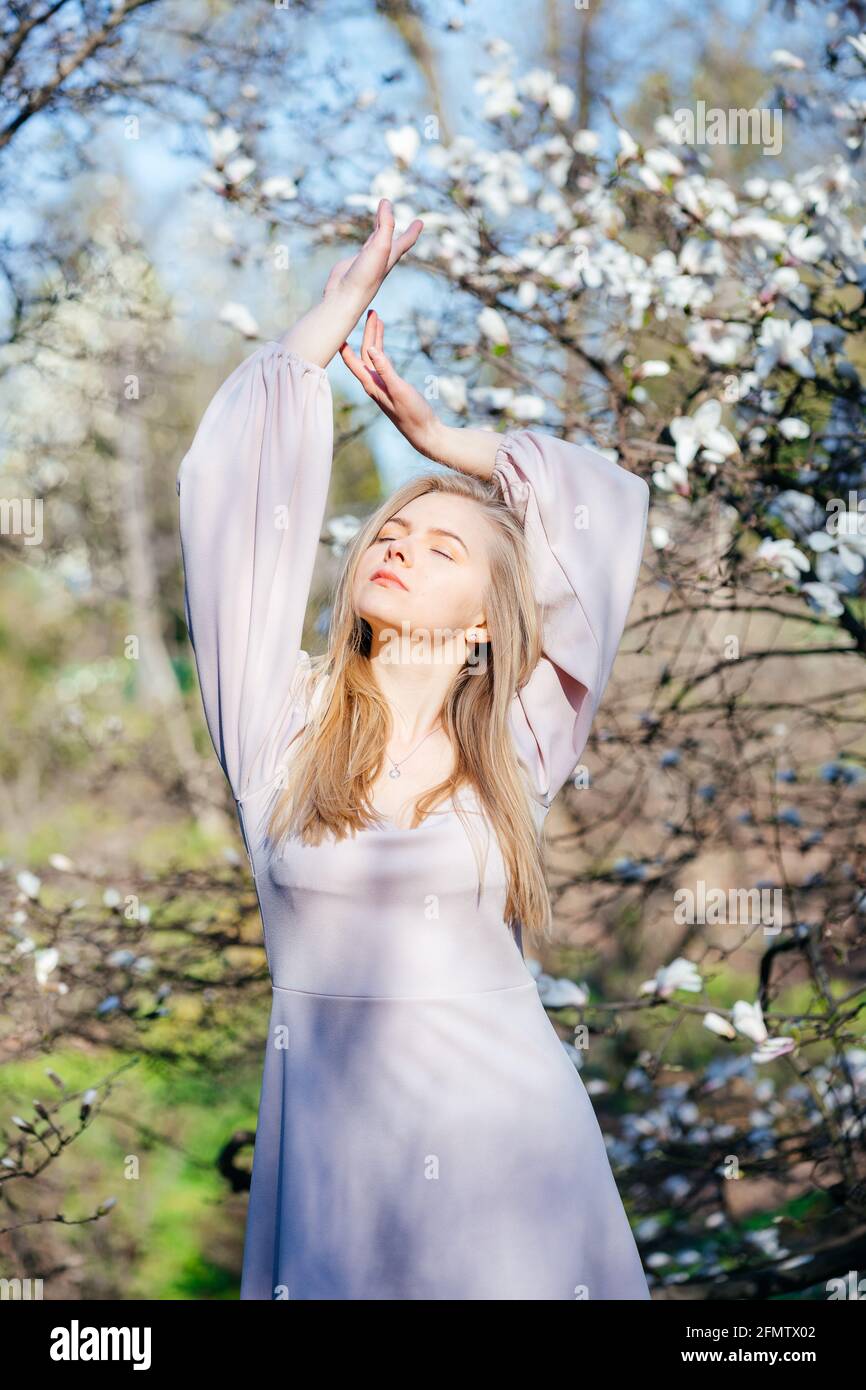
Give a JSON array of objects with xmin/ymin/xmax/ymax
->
[
  {"xmin": 437, "ymin": 376, "xmax": 468, "ymax": 414},
  {"xmin": 17, "ymin": 870, "xmax": 41, "ymax": 899},
  {"xmin": 324, "ymin": 515, "xmax": 363, "ymax": 553},
  {"xmin": 669, "ymin": 400, "xmax": 737, "ymax": 468},
  {"xmin": 219, "ymin": 301, "xmax": 260, "ymax": 339},
  {"xmin": 778, "ymin": 417, "xmax": 810, "ymax": 440},
  {"xmin": 207, "ymin": 125, "xmax": 242, "ymax": 165},
  {"xmin": 536, "ymin": 975, "xmax": 590, "ymax": 1007},
  {"xmin": 515, "ymin": 279, "xmax": 538, "ymax": 309},
  {"xmin": 770, "ymin": 48, "xmax": 806, "ymax": 70},
  {"xmin": 635, "ymin": 360, "xmax": 670, "ymax": 379},
  {"xmin": 755, "ymin": 318, "xmax": 815, "ymax": 379},
  {"xmin": 765, "ymin": 179, "xmax": 804, "ymax": 219},
  {"xmin": 616, "ymin": 127, "xmax": 639, "ymax": 162},
  {"xmin": 687, "ymin": 318, "xmax": 751, "ymax": 365},
  {"xmin": 808, "ymin": 520, "xmax": 866, "ymax": 576},
  {"xmin": 662, "ymin": 273, "xmax": 714, "ymax": 312},
  {"xmin": 757, "ymin": 537, "xmax": 810, "ymax": 581},
  {"xmin": 260, "ymin": 176, "xmax": 298, "ymax": 201},
  {"xmin": 731, "ymin": 1000, "xmax": 768, "ymax": 1044},
  {"xmin": 211, "ymin": 219, "xmax": 235, "ymax": 247},
  {"xmin": 729, "ymin": 213, "xmax": 788, "ymax": 246},
  {"xmin": 847, "ymin": 33, "xmax": 866, "ymax": 62},
  {"xmin": 505, "ymin": 394, "xmax": 546, "ymax": 421},
  {"xmin": 573, "ymin": 128, "xmax": 600, "ymax": 155},
  {"xmin": 469, "ymin": 385, "xmax": 514, "ymax": 411},
  {"xmin": 767, "ymin": 489, "xmax": 825, "ymax": 536},
  {"xmin": 751, "ymin": 1036, "xmax": 798, "ymax": 1064},
  {"xmin": 703, "ymin": 1012, "xmax": 737, "ymax": 1040},
  {"xmin": 643, "ymin": 147, "xmax": 685, "ymax": 178},
  {"xmin": 518, "ymin": 68, "xmax": 575, "ymax": 121},
  {"xmin": 672, "ymin": 175, "xmax": 739, "ymax": 231},
  {"xmin": 641, "ymin": 957, "xmax": 703, "ymax": 998},
  {"xmin": 34, "ymin": 947, "xmax": 60, "ymax": 987},
  {"xmin": 652, "ymin": 460, "xmax": 690, "ymax": 493},
  {"xmin": 222, "ymin": 156, "xmax": 255, "ymax": 185},
  {"xmin": 477, "ymin": 305, "xmax": 510, "ymax": 346},
  {"xmin": 385, "ymin": 125, "xmax": 420, "ymax": 165},
  {"xmin": 763, "ymin": 264, "xmax": 809, "ymax": 310},
  {"xmin": 801, "ymin": 582, "xmax": 845, "ymax": 618},
  {"xmin": 788, "ymin": 224, "xmax": 826, "ymax": 264},
  {"xmin": 478, "ymin": 154, "xmax": 530, "ymax": 214},
  {"xmin": 475, "ymin": 66, "xmax": 521, "ymax": 121},
  {"xmin": 678, "ymin": 237, "xmax": 727, "ymax": 277}
]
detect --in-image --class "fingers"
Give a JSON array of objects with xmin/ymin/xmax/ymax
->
[
  {"xmin": 361, "ymin": 310, "xmax": 388, "ymax": 387},
  {"xmin": 366, "ymin": 329, "xmax": 402, "ymax": 396},
  {"xmin": 371, "ymin": 198, "xmax": 423, "ymax": 270},
  {"xmin": 371, "ymin": 198, "xmax": 395, "ymax": 251},
  {"xmin": 385, "ymin": 217, "xmax": 424, "ymax": 273},
  {"xmin": 361, "ymin": 307, "xmax": 377, "ymax": 364},
  {"xmin": 340, "ymin": 325, "xmax": 392, "ymax": 405},
  {"xmin": 339, "ymin": 339, "xmax": 382, "ymax": 395}
]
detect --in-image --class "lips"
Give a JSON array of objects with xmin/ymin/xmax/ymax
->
[{"xmin": 370, "ymin": 568, "xmax": 408, "ymax": 591}]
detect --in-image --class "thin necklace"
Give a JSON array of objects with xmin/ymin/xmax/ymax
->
[{"xmin": 386, "ymin": 722, "xmax": 442, "ymax": 779}]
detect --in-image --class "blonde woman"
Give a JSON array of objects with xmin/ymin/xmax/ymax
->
[{"xmin": 178, "ymin": 199, "xmax": 651, "ymax": 1300}]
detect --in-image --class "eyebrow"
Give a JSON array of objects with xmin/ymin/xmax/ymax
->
[{"xmin": 381, "ymin": 514, "xmax": 469, "ymax": 556}]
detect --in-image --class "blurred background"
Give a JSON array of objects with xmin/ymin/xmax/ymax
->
[{"xmin": 1, "ymin": 0, "xmax": 865, "ymax": 1300}]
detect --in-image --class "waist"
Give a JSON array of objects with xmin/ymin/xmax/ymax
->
[
  {"xmin": 270, "ymin": 979, "xmax": 537, "ymax": 1002},
  {"xmin": 261, "ymin": 912, "xmax": 531, "ymax": 999}
]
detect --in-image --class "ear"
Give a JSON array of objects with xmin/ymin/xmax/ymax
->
[{"xmin": 466, "ymin": 623, "xmax": 489, "ymax": 644}]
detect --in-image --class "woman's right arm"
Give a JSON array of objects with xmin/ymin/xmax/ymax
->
[
  {"xmin": 177, "ymin": 341, "xmax": 335, "ymax": 804},
  {"xmin": 177, "ymin": 199, "xmax": 424, "ymax": 803}
]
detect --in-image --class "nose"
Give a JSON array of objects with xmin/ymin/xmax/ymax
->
[{"xmin": 384, "ymin": 537, "xmax": 411, "ymax": 567}]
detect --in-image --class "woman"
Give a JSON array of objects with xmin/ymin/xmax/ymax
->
[{"xmin": 178, "ymin": 198, "xmax": 651, "ymax": 1300}]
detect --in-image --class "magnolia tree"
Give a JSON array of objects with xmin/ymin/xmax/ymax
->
[{"xmin": 186, "ymin": 36, "xmax": 866, "ymax": 1294}]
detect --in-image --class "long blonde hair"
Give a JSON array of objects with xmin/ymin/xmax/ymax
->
[{"xmin": 268, "ymin": 469, "xmax": 553, "ymax": 943}]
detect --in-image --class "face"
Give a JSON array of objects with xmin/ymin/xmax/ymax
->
[{"xmin": 352, "ymin": 491, "xmax": 493, "ymax": 651}]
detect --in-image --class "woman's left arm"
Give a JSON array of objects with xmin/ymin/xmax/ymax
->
[
  {"xmin": 485, "ymin": 427, "xmax": 649, "ymax": 807},
  {"xmin": 431, "ymin": 417, "xmax": 649, "ymax": 805},
  {"xmin": 340, "ymin": 313, "xmax": 650, "ymax": 807}
]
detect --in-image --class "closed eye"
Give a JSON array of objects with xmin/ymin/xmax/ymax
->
[{"xmin": 374, "ymin": 532, "xmax": 455, "ymax": 560}]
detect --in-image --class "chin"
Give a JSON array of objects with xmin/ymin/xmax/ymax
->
[{"xmin": 356, "ymin": 585, "xmax": 408, "ymax": 627}]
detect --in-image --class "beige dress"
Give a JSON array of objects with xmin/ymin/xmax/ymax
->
[{"xmin": 177, "ymin": 339, "xmax": 651, "ymax": 1300}]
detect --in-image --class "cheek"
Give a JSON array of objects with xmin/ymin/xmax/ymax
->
[{"xmin": 409, "ymin": 568, "xmax": 479, "ymax": 628}]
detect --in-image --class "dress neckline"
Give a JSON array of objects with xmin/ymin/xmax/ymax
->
[
  {"xmin": 369, "ymin": 791, "xmax": 483, "ymax": 833},
  {"xmin": 371, "ymin": 805, "xmax": 457, "ymax": 833}
]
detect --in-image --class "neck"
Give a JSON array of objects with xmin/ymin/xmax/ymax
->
[{"xmin": 367, "ymin": 649, "xmax": 459, "ymax": 744}]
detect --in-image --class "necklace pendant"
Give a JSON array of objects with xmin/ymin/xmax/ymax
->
[{"xmin": 389, "ymin": 767, "xmax": 401, "ymax": 779}]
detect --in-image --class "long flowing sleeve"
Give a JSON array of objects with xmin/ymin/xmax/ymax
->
[
  {"xmin": 177, "ymin": 340, "xmax": 334, "ymax": 802},
  {"xmin": 492, "ymin": 428, "xmax": 649, "ymax": 810}
]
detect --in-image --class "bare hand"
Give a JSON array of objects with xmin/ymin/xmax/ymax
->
[
  {"xmin": 323, "ymin": 199, "xmax": 423, "ymax": 311},
  {"xmin": 340, "ymin": 309, "xmax": 441, "ymax": 457}
]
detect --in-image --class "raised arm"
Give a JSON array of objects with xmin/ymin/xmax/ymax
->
[
  {"xmin": 490, "ymin": 428, "xmax": 649, "ymax": 806},
  {"xmin": 177, "ymin": 199, "xmax": 423, "ymax": 802},
  {"xmin": 338, "ymin": 309, "xmax": 649, "ymax": 807},
  {"xmin": 177, "ymin": 343, "xmax": 334, "ymax": 802}
]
